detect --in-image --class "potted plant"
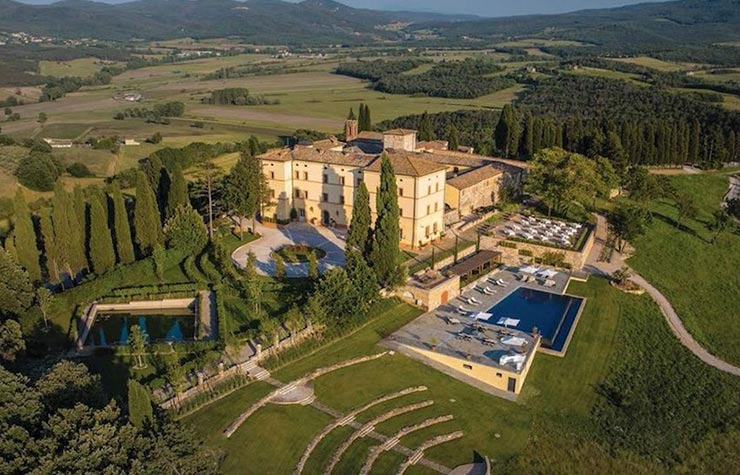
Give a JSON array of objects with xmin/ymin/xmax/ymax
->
[{"xmin": 429, "ymin": 337, "xmax": 438, "ymax": 351}]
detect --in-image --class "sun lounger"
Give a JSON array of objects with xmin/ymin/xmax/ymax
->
[
  {"xmin": 457, "ymin": 306, "xmax": 469, "ymax": 315},
  {"xmin": 496, "ymin": 279, "xmax": 508, "ymax": 286},
  {"xmin": 447, "ymin": 317, "xmax": 462, "ymax": 325},
  {"xmin": 482, "ymin": 286, "xmax": 496, "ymax": 295},
  {"xmin": 466, "ymin": 296, "xmax": 481, "ymax": 305}
]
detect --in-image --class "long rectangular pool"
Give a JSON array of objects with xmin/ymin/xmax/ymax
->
[
  {"xmin": 484, "ymin": 287, "xmax": 584, "ymax": 353},
  {"xmin": 86, "ymin": 308, "xmax": 196, "ymax": 347}
]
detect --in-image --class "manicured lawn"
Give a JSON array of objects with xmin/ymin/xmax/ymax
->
[
  {"xmin": 182, "ymin": 277, "xmax": 631, "ymax": 474},
  {"xmin": 272, "ymin": 244, "xmax": 327, "ymax": 263},
  {"xmin": 627, "ymin": 172, "xmax": 740, "ymax": 367}
]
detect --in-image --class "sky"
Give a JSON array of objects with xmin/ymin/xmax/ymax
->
[{"xmin": 13, "ymin": 0, "xmax": 669, "ymax": 17}]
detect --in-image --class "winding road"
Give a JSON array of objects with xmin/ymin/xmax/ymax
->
[{"xmin": 587, "ymin": 210, "xmax": 740, "ymax": 378}]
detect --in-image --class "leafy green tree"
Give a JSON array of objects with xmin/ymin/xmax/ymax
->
[
  {"xmin": 370, "ymin": 154, "xmax": 402, "ymax": 287},
  {"xmin": 36, "ymin": 360, "xmax": 106, "ymax": 410},
  {"xmin": 274, "ymin": 254, "xmax": 286, "ymax": 279},
  {"xmin": 708, "ymin": 209, "xmax": 731, "ymax": 244},
  {"xmin": 109, "ymin": 183, "xmax": 135, "ymax": 264},
  {"xmin": 609, "ymin": 203, "xmax": 651, "ymax": 252},
  {"xmin": 674, "ymin": 192, "xmax": 698, "ymax": 229},
  {"xmin": 129, "ymin": 324, "xmax": 147, "ymax": 369},
  {"xmin": 223, "ymin": 153, "xmax": 263, "ymax": 238},
  {"xmin": 165, "ymin": 163, "xmax": 189, "ymax": 220},
  {"xmin": 152, "ymin": 244, "xmax": 166, "ymax": 282},
  {"xmin": 127, "ymin": 380, "xmax": 153, "ymax": 428},
  {"xmin": 315, "ymin": 268, "xmax": 357, "ymax": 323},
  {"xmin": 15, "ymin": 153, "xmax": 61, "ymax": 191},
  {"xmin": 259, "ymin": 317, "xmax": 281, "ymax": 348},
  {"xmin": 346, "ymin": 181, "xmax": 372, "ymax": 257},
  {"xmin": 307, "ymin": 250, "xmax": 319, "ymax": 280},
  {"xmin": 134, "ymin": 171, "xmax": 163, "ymax": 255},
  {"xmin": 164, "ymin": 205, "xmax": 208, "ymax": 255},
  {"xmin": 0, "ymin": 247, "xmax": 34, "ymax": 319},
  {"xmin": 36, "ymin": 287, "xmax": 53, "ymax": 331},
  {"xmin": 89, "ymin": 195, "xmax": 116, "ymax": 274},
  {"xmin": 0, "ymin": 319, "xmax": 24, "ymax": 361},
  {"xmin": 242, "ymin": 252, "xmax": 264, "ymax": 316},
  {"xmin": 12, "ymin": 189, "xmax": 41, "ymax": 282},
  {"xmin": 163, "ymin": 355, "xmax": 186, "ymax": 404}
]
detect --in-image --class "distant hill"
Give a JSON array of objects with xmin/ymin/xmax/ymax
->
[
  {"xmin": 411, "ymin": 0, "xmax": 740, "ymax": 58},
  {"xmin": 0, "ymin": 0, "xmax": 475, "ymax": 42}
]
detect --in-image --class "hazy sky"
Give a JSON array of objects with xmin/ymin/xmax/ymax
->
[{"xmin": 14, "ymin": 0, "xmax": 669, "ymax": 17}]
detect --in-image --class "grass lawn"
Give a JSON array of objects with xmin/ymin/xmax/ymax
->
[
  {"xmin": 613, "ymin": 56, "xmax": 687, "ymax": 72},
  {"xmin": 627, "ymin": 172, "xmax": 740, "ymax": 367},
  {"xmin": 182, "ymin": 277, "xmax": 629, "ymax": 474},
  {"xmin": 39, "ymin": 58, "xmax": 123, "ymax": 78}
]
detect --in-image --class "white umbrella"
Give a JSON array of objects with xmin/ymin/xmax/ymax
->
[{"xmin": 520, "ymin": 265, "xmax": 540, "ymax": 274}]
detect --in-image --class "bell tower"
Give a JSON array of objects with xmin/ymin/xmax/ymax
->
[{"xmin": 344, "ymin": 119, "xmax": 358, "ymax": 141}]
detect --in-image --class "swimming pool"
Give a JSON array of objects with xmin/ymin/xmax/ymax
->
[
  {"xmin": 86, "ymin": 308, "xmax": 196, "ymax": 346},
  {"xmin": 484, "ymin": 287, "xmax": 584, "ymax": 353}
]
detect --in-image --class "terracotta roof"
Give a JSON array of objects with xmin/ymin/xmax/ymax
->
[
  {"xmin": 447, "ymin": 165, "xmax": 503, "ymax": 190},
  {"xmin": 291, "ymin": 148, "xmax": 373, "ymax": 167},
  {"xmin": 365, "ymin": 151, "xmax": 447, "ymax": 177},
  {"xmin": 426, "ymin": 150, "xmax": 532, "ymax": 170},
  {"xmin": 355, "ymin": 131, "xmax": 383, "ymax": 141},
  {"xmin": 383, "ymin": 128, "xmax": 417, "ymax": 136},
  {"xmin": 417, "ymin": 140, "xmax": 449, "ymax": 151},
  {"xmin": 259, "ymin": 148, "xmax": 293, "ymax": 162}
]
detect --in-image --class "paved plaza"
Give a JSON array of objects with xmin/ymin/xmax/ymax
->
[{"xmin": 231, "ymin": 222, "xmax": 346, "ymax": 277}]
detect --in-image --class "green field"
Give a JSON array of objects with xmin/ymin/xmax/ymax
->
[
  {"xmin": 613, "ymin": 56, "xmax": 688, "ymax": 72},
  {"xmin": 627, "ymin": 172, "xmax": 740, "ymax": 367},
  {"xmin": 38, "ymin": 58, "xmax": 123, "ymax": 77}
]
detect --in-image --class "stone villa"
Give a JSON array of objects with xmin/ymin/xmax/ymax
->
[{"xmin": 260, "ymin": 120, "xmax": 526, "ymax": 248}]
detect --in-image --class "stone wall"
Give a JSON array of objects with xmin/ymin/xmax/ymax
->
[
  {"xmin": 480, "ymin": 230, "xmax": 595, "ymax": 271},
  {"xmin": 399, "ymin": 275, "xmax": 461, "ymax": 311}
]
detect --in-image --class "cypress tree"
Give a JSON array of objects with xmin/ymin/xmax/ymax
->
[
  {"xmin": 689, "ymin": 119, "xmax": 700, "ymax": 163},
  {"xmin": 523, "ymin": 112, "xmax": 534, "ymax": 158},
  {"xmin": 346, "ymin": 181, "xmax": 372, "ymax": 259},
  {"xmin": 4, "ymin": 231, "xmax": 17, "ymax": 259},
  {"xmin": 39, "ymin": 209, "xmax": 61, "ymax": 283},
  {"xmin": 345, "ymin": 248, "xmax": 379, "ymax": 316},
  {"xmin": 12, "ymin": 189, "xmax": 41, "ymax": 282},
  {"xmin": 418, "ymin": 111, "xmax": 434, "ymax": 141},
  {"xmin": 365, "ymin": 104, "xmax": 372, "ymax": 131},
  {"xmin": 51, "ymin": 183, "xmax": 75, "ymax": 277},
  {"xmin": 110, "ymin": 183, "xmax": 135, "ymax": 265},
  {"xmin": 358, "ymin": 104, "xmax": 366, "ymax": 131},
  {"xmin": 347, "ymin": 107, "xmax": 355, "ymax": 120},
  {"xmin": 134, "ymin": 171, "xmax": 163, "ymax": 255},
  {"xmin": 165, "ymin": 163, "xmax": 189, "ymax": 219},
  {"xmin": 141, "ymin": 155, "xmax": 164, "ymax": 194},
  {"xmin": 369, "ymin": 154, "xmax": 401, "ymax": 287},
  {"xmin": 72, "ymin": 185, "xmax": 86, "ymax": 231},
  {"xmin": 127, "ymin": 380, "xmax": 153, "ymax": 428},
  {"xmin": 89, "ymin": 195, "xmax": 115, "ymax": 274},
  {"xmin": 447, "ymin": 125, "xmax": 459, "ymax": 152}
]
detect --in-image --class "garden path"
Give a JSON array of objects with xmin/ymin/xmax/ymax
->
[{"xmin": 585, "ymin": 213, "xmax": 740, "ymax": 377}]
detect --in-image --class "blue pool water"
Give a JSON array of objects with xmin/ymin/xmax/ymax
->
[
  {"xmin": 86, "ymin": 310, "xmax": 195, "ymax": 347},
  {"xmin": 485, "ymin": 287, "xmax": 584, "ymax": 352}
]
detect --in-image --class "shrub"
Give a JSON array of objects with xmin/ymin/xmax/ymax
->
[
  {"xmin": 15, "ymin": 153, "xmax": 62, "ymax": 191},
  {"xmin": 66, "ymin": 162, "xmax": 93, "ymax": 177},
  {"xmin": 164, "ymin": 206, "xmax": 208, "ymax": 255}
]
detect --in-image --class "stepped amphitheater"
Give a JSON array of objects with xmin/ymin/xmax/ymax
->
[{"xmin": 222, "ymin": 352, "xmax": 491, "ymax": 475}]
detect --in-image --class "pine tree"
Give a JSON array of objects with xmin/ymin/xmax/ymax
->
[
  {"xmin": 12, "ymin": 189, "xmax": 41, "ymax": 282},
  {"xmin": 369, "ymin": 154, "xmax": 401, "ymax": 287},
  {"xmin": 346, "ymin": 181, "xmax": 372, "ymax": 258},
  {"xmin": 447, "ymin": 125, "xmax": 459, "ymax": 152},
  {"xmin": 109, "ymin": 183, "xmax": 135, "ymax": 264},
  {"xmin": 165, "ymin": 163, "xmax": 189, "ymax": 220},
  {"xmin": 418, "ymin": 111, "xmax": 434, "ymax": 141},
  {"xmin": 127, "ymin": 380, "xmax": 153, "ymax": 428},
  {"xmin": 89, "ymin": 194, "xmax": 115, "ymax": 274},
  {"xmin": 134, "ymin": 171, "xmax": 163, "ymax": 255},
  {"xmin": 223, "ymin": 153, "xmax": 262, "ymax": 238}
]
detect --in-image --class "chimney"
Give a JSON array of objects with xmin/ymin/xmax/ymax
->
[{"xmin": 345, "ymin": 119, "xmax": 358, "ymax": 141}]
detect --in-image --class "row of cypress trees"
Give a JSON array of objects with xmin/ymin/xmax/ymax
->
[{"xmin": 7, "ymin": 162, "xmax": 189, "ymax": 285}]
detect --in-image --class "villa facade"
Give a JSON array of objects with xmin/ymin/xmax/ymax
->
[{"xmin": 260, "ymin": 124, "xmax": 525, "ymax": 248}]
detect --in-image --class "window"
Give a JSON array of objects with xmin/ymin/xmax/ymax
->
[
  {"xmin": 426, "ymin": 204, "xmax": 430, "ymax": 215},
  {"xmin": 399, "ymin": 188, "xmax": 404, "ymax": 197},
  {"xmin": 322, "ymin": 193, "xmax": 328, "ymax": 202},
  {"xmin": 425, "ymin": 226, "xmax": 430, "ymax": 238},
  {"xmin": 436, "ymin": 182, "xmax": 439, "ymax": 192},
  {"xmin": 463, "ymin": 364, "xmax": 473, "ymax": 370},
  {"xmin": 496, "ymin": 372, "xmax": 502, "ymax": 378},
  {"xmin": 294, "ymin": 188, "xmax": 301, "ymax": 198},
  {"xmin": 322, "ymin": 174, "xmax": 328, "ymax": 184},
  {"xmin": 303, "ymin": 172, "xmax": 308, "ymax": 181},
  {"xmin": 399, "ymin": 208, "xmax": 403, "ymax": 217},
  {"xmin": 299, "ymin": 208, "xmax": 305, "ymax": 217},
  {"xmin": 356, "ymin": 178, "xmax": 363, "ymax": 186},
  {"xmin": 434, "ymin": 202, "xmax": 438, "ymax": 212},
  {"xmin": 340, "ymin": 176, "xmax": 345, "ymax": 186},
  {"xmin": 295, "ymin": 171, "xmax": 300, "ymax": 179},
  {"xmin": 339, "ymin": 195, "xmax": 345, "ymax": 205},
  {"xmin": 427, "ymin": 185, "xmax": 431, "ymax": 195},
  {"xmin": 270, "ymin": 189, "xmax": 275, "ymax": 198},
  {"xmin": 304, "ymin": 191, "xmax": 309, "ymax": 200},
  {"xmin": 270, "ymin": 171, "xmax": 275, "ymax": 179},
  {"xmin": 399, "ymin": 229, "xmax": 404, "ymax": 240},
  {"xmin": 433, "ymin": 222, "xmax": 438, "ymax": 234}
]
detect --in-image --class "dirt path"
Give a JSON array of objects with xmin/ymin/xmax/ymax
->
[{"xmin": 585, "ymin": 213, "xmax": 740, "ymax": 377}]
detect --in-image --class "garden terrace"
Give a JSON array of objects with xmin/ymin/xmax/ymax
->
[{"xmin": 446, "ymin": 250, "xmax": 502, "ymax": 285}]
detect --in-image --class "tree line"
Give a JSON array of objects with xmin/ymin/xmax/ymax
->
[
  {"xmin": 201, "ymin": 88, "xmax": 278, "ymax": 106},
  {"xmin": 336, "ymin": 58, "xmax": 514, "ymax": 99}
]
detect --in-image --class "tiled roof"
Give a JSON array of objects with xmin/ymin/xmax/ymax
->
[
  {"xmin": 383, "ymin": 128, "xmax": 417, "ymax": 136},
  {"xmin": 365, "ymin": 151, "xmax": 447, "ymax": 177},
  {"xmin": 417, "ymin": 140, "xmax": 449, "ymax": 151},
  {"xmin": 355, "ymin": 131, "xmax": 383, "ymax": 141},
  {"xmin": 447, "ymin": 165, "xmax": 503, "ymax": 190}
]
